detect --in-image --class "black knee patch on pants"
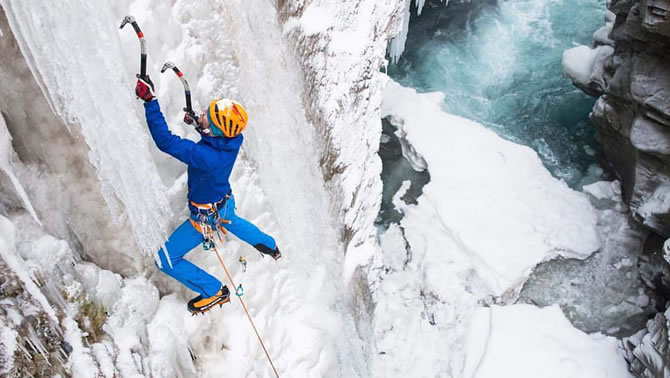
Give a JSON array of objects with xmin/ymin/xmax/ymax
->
[{"xmin": 254, "ymin": 243, "xmax": 275, "ymax": 255}]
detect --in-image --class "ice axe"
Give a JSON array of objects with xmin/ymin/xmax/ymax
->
[
  {"xmin": 160, "ymin": 62, "xmax": 199, "ymax": 124},
  {"xmin": 120, "ymin": 16, "xmax": 147, "ymax": 79}
]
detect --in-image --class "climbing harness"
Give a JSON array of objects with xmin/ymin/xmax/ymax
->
[
  {"xmin": 191, "ymin": 197, "xmax": 279, "ymax": 378},
  {"xmin": 189, "ymin": 195, "xmax": 232, "ymax": 249}
]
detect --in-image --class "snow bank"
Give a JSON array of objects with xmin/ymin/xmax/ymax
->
[
  {"xmin": 562, "ymin": 44, "xmax": 613, "ymax": 87},
  {"xmin": 382, "ymin": 79, "xmax": 600, "ymax": 295},
  {"xmin": 370, "ymin": 78, "xmax": 603, "ymax": 375},
  {"xmin": 373, "ymin": 208, "xmax": 481, "ymax": 377},
  {"xmin": 464, "ymin": 304, "xmax": 632, "ymax": 378}
]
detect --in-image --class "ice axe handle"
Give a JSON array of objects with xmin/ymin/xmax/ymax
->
[
  {"xmin": 161, "ymin": 62, "xmax": 196, "ymax": 117},
  {"xmin": 120, "ymin": 16, "xmax": 147, "ymax": 78},
  {"xmin": 140, "ymin": 54, "xmax": 147, "ymax": 80},
  {"xmin": 185, "ymin": 91, "xmax": 194, "ymax": 115}
]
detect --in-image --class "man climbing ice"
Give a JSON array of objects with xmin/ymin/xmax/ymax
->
[{"xmin": 135, "ymin": 75, "xmax": 281, "ymax": 314}]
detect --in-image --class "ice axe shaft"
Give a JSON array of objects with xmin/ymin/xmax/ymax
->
[
  {"xmin": 120, "ymin": 16, "xmax": 147, "ymax": 78},
  {"xmin": 161, "ymin": 62, "xmax": 195, "ymax": 117}
]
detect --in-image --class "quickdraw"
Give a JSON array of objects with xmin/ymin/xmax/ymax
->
[
  {"xmin": 202, "ymin": 239, "xmax": 215, "ymax": 250},
  {"xmin": 239, "ymin": 256, "xmax": 247, "ymax": 272},
  {"xmin": 192, "ymin": 204, "xmax": 231, "ymax": 251}
]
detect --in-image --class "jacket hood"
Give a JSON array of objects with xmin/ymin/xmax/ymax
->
[{"xmin": 200, "ymin": 133, "xmax": 243, "ymax": 151}]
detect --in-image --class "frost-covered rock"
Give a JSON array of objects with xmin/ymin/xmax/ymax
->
[
  {"xmin": 279, "ymin": 0, "xmax": 402, "ymax": 252},
  {"xmin": 622, "ymin": 304, "xmax": 670, "ymax": 377},
  {"xmin": 571, "ymin": 0, "xmax": 670, "ymax": 236},
  {"xmin": 562, "ymin": 44, "xmax": 614, "ymax": 96},
  {"xmin": 566, "ymin": 2, "xmax": 670, "ymax": 370}
]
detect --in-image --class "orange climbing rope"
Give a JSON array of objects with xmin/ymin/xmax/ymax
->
[{"xmin": 209, "ymin": 225, "xmax": 280, "ymax": 378}]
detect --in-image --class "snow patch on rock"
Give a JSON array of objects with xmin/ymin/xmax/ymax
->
[{"xmin": 562, "ymin": 44, "xmax": 614, "ymax": 89}]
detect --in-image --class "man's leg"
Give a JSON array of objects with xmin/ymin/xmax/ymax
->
[
  {"xmin": 157, "ymin": 219, "xmax": 223, "ymax": 297},
  {"xmin": 221, "ymin": 196, "xmax": 277, "ymax": 254}
]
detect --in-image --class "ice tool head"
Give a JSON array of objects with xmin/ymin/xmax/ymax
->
[{"xmin": 207, "ymin": 99, "xmax": 248, "ymax": 138}]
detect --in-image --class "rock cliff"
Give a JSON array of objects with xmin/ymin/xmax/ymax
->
[
  {"xmin": 564, "ymin": 0, "xmax": 670, "ymax": 374},
  {"xmin": 566, "ymin": 0, "xmax": 670, "ymax": 235}
]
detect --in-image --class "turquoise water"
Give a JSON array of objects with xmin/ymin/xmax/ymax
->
[{"xmin": 388, "ymin": 0, "xmax": 608, "ymax": 187}]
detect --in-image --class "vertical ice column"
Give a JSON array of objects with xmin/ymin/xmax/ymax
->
[
  {"xmin": 1, "ymin": 1, "xmax": 171, "ymax": 256},
  {"xmin": 0, "ymin": 113, "xmax": 40, "ymax": 224}
]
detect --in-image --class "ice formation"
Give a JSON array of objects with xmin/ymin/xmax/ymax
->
[
  {"xmin": 0, "ymin": 113, "xmax": 40, "ymax": 225},
  {"xmin": 388, "ymin": 0, "xmax": 448, "ymax": 63},
  {"xmin": 1, "ymin": 0, "xmax": 172, "ymax": 257}
]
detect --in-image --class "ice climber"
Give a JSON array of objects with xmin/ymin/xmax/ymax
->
[{"xmin": 135, "ymin": 76, "xmax": 281, "ymax": 314}]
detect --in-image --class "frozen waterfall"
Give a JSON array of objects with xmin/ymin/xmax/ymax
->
[{"xmin": 0, "ymin": 0, "xmax": 644, "ymax": 377}]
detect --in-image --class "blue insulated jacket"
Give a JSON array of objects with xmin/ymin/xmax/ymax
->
[{"xmin": 144, "ymin": 100, "xmax": 243, "ymax": 204}]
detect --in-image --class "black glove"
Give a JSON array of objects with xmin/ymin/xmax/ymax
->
[
  {"xmin": 183, "ymin": 108, "xmax": 199, "ymax": 125},
  {"xmin": 135, "ymin": 74, "xmax": 155, "ymax": 102}
]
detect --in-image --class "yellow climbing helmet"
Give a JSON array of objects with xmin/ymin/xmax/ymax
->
[{"xmin": 206, "ymin": 99, "xmax": 248, "ymax": 138}]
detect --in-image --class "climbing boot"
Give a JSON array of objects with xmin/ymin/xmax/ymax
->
[
  {"xmin": 254, "ymin": 244, "xmax": 282, "ymax": 261},
  {"xmin": 269, "ymin": 247, "xmax": 282, "ymax": 261},
  {"xmin": 188, "ymin": 286, "xmax": 230, "ymax": 314}
]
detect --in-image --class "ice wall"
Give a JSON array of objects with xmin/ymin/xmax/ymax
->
[
  {"xmin": 1, "ymin": 0, "xmax": 171, "ymax": 257},
  {"xmin": 0, "ymin": 7, "xmax": 145, "ymax": 275}
]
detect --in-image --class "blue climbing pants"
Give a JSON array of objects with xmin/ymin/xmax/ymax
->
[{"xmin": 156, "ymin": 194, "xmax": 276, "ymax": 297}]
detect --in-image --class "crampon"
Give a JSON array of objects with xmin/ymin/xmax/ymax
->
[{"xmin": 188, "ymin": 286, "xmax": 230, "ymax": 315}]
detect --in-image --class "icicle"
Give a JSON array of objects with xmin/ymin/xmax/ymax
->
[
  {"xmin": 0, "ymin": 112, "xmax": 42, "ymax": 225},
  {"xmin": 28, "ymin": 326, "xmax": 51, "ymax": 366},
  {"xmin": 388, "ymin": 0, "xmax": 411, "ymax": 64},
  {"xmin": 416, "ymin": 0, "xmax": 426, "ymax": 15},
  {"xmin": 17, "ymin": 342, "xmax": 33, "ymax": 360},
  {"xmin": 388, "ymin": 0, "xmax": 449, "ymax": 63}
]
